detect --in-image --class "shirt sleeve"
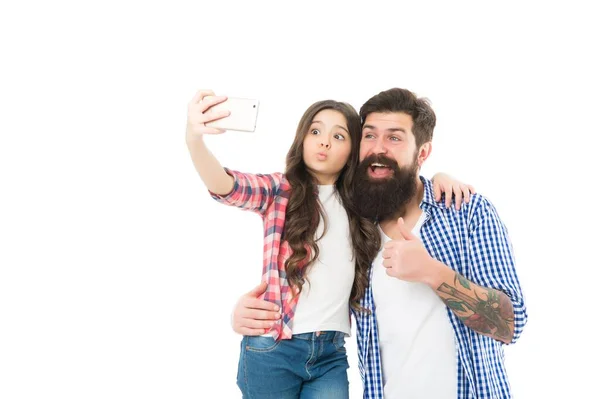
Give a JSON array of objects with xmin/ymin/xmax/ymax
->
[
  {"xmin": 468, "ymin": 195, "xmax": 528, "ymax": 344},
  {"xmin": 209, "ymin": 169, "xmax": 285, "ymax": 215},
  {"xmin": 352, "ymin": 306, "xmax": 367, "ymax": 383},
  {"xmin": 353, "ymin": 283, "xmax": 384, "ymax": 398}
]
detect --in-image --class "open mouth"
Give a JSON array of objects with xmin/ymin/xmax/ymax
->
[
  {"xmin": 369, "ymin": 163, "xmax": 393, "ymax": 177},
  {"xmin": 370, "ymin": 162, "xmax": 389, "ymax": 170}
]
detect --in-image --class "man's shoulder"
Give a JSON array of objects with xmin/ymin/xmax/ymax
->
[
  {"xmin": 420, "ymin": 176, "xmax": 495, "ymax": 212},
  {"xmin": 425, "ymin": 192, "xmax": 497, "ymax": 227},
  {"xmin": 464, "ymin": 192, "xmax": 494, "ymax": 211}
]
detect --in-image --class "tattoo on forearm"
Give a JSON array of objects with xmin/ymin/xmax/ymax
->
[{"xmin": 437, "ymin": 273, "xmax": 514, "ymax": 342}]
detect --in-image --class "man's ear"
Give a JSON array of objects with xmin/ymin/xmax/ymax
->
[{"xmin": 417, "ymin": 142, "xmax": 432, "ymax": 167}]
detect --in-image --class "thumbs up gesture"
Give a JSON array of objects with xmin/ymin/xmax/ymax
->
[{"xmin": 382, "ymin": 217, "xmax": 435, "ymax": 282}]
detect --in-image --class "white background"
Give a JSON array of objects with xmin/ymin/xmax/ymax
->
[{"xmin": 1, "ymin": 1, "xmax": 598, "ymax": 398}]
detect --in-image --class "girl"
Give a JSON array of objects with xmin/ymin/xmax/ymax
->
[{"xmin": 186, "ymin": 90, "xmax": 471, "ymax": 398}]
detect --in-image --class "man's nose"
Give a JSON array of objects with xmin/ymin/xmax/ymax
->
[{"xmin": 372, "ymin": 137, "xmax": 387, "ymax": 154}]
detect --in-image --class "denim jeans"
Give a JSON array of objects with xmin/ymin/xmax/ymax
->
[{"xmin": 237, "ymin": 330, "xmax": 349, "ymax": 398}]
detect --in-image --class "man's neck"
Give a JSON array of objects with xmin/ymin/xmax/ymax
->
[{"xmin": 379, "ymin": 178, "xmax": 424, "ymax": 234}]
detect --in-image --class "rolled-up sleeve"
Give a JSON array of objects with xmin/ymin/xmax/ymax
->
[
  {"xmin": 468, "ymin": 196, "xmax": 528, "ymax": 344},
  {"xmin": 209, "ymin": 169, "xmax": 284, "ymax": 215}
]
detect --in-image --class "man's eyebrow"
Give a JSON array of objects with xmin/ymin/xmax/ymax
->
[
  {"xmin": 387, "ymin": 127, "xmax": 407, "ymax": 134},
  {"xmin": 362, "ymin": 124, "xmax": 407, "ymax": 134}
]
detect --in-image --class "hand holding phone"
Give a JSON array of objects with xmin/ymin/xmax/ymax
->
[
  {"xmin": 187, "ymin": 90, "xmax": 260, "ymax": 138},
  {"xmin": 204, "ymin": 96, "xmax": 260, "ymax": 132},
  {"xmin": 187, "ymin": 90, "xmax": 230, "ymax": 137}
]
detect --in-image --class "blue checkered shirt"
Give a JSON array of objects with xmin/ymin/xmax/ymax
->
[{"xmin": 353, "ymin": 177, "xmax": 528, "ymax": 398}]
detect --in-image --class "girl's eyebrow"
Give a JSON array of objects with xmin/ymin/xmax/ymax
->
[{"xmin": 311, "ymin": 120, "xmax": 349, "ymax": 134}]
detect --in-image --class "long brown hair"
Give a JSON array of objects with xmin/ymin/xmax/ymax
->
[{"xmin": 283, "ymin": 100, "xmax": 381, "ymax": 311}]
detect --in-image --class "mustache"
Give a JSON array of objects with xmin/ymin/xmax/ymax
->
[
  {"xmin": 352, "ymin": 152, "xmax": 419, "ymax": 221},
  {"xmin": 360, "ymin": 154, "xmax": 398, "ymax": 169}
]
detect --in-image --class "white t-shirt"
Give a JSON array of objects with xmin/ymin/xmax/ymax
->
[
  {"xmin": 292, "ymin": 185, "xmax": 354, "ymax": 335},
  {"xmin": 372, "ymin": 211, "xmax": 457, "ymax": 398}
]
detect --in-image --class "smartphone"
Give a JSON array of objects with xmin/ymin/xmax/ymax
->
[{"xmin": 205, "ymin": 96, "xmax": 260, "ymax": 132}]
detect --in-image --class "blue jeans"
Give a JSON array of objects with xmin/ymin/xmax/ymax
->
[{"xmin": 237, "ymin": 330, "xmax": 350, "ymax": 398}]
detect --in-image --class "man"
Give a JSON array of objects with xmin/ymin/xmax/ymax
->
[{"xmin": 232, "ymin": 88, "xmax": 527, "ymax": 398}]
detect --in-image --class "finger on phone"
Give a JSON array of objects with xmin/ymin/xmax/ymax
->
[
  {"xmin": 201, "ymin": 109, "xmax": 230, "ymax": 122},
  {"xmin": 192, "ymin": 90, "xmax": 215, "ymax": 104},
  {"xmin": 200, "ymin": 95, "xmax": 228, "ymax": 112}
]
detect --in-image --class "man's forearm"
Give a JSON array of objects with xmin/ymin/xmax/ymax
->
[{"xmin": 426, "ymin": 260, "xmax": 515, "ymax": 344}]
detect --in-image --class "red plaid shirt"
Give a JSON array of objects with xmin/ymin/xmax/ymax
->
[{"xmin": 210, "ymin": 169, "xmax": 305, "ymax": 340}]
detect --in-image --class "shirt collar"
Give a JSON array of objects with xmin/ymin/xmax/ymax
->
[{"xmin": 419, "ymin": 175, "xmax": 446, "ymax": 211}]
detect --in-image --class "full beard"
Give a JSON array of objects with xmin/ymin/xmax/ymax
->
[{"xmin": 352, "ymin": 153, "xmax": 419, "ymax": 222}]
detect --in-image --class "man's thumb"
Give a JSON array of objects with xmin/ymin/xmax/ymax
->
[
  {"xmin": 397, "ymin": 217, "xmax": 417, "ymax": 240},
  {"xmin": 246, "ymin": 281, "xmax": 268, "ymax": 297}
]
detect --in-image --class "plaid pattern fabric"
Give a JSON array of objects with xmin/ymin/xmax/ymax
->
[
  {"xmin": 354, "ymin": 177, "xmax": 528, "ymax": 399},
  {"xmin": 353, "ymin": 277, "xmax": 384, "ymax": 398},
  {"xmin": 210, "ymin": 169, "xmax": 303, "ymax": 340}
]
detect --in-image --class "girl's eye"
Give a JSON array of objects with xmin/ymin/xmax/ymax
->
[
  {"xmin": 334, "ymin": 133, "xmax": 346, "ymax": 140},
  {"xmin": 311, "ymin": 129, "xmax": 320, "ymax": 135}
]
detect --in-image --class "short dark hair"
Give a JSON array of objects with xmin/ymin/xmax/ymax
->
[{"xmin": 359, "ymin": 88, "xmax": 436, "ymax": 147}]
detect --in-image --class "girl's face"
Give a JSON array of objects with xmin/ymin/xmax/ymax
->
[{"xmin": 302, "ymin": 109, "xmax": 352, "ymax": 185}]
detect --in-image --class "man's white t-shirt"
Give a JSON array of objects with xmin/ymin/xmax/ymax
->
[{"xmin": 372, "ymin": 211, "xmax": 457, "ymax": 398}]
